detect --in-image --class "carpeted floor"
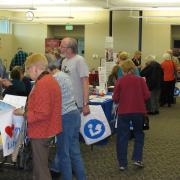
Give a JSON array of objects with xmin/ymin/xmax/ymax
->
[{"xmin": 0, "ymin": 98, "xmax": 180, "ymax": 180}]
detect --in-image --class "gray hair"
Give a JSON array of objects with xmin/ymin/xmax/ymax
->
[
  {"xmin": 66, "ymin": 37, "xmax": 78, "ymax": 54},
  {"xmin": 162, "ymin": 53, "xmax": 172, "ymax": 60}
]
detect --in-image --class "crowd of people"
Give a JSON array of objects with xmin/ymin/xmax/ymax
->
[{"xmin": 0, "ymin": 38, "xmax": 180, "ymax": 179}]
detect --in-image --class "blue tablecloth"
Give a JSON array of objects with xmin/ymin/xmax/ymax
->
[
  {"xmin": 89, "ymin": 97, "xmax": 114, "ymax": 145},
  {"xmin": 89, "ymin": 98, "xmax": 113, "ymax": 123}
]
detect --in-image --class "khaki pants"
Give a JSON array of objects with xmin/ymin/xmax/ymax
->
[{"xmin": 31, "ymin": 138, "xmax": 51, "ymax": 180}]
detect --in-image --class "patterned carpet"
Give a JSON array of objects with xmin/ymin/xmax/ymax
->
[{"xmin": 0, "ymin": 98, "xmax": 180, "ymax": 180}]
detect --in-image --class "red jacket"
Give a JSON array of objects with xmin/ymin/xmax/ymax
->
[
  {"xmin": 113, "ymin": 74, "xmax": 150, "ymax": 115},
  {"xmin": 27, "ymin": 74, "xmax": 62, "ymax": 138}
]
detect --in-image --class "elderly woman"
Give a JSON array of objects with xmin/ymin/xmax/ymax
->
[
  {"xmin": 112, "ymin": 60, "xmax": 150, "ymax": 171},
  {"xmin": 14, "ymin": 53, "xmax": 62, "ymax": 180},
  {"xmin": 160, "ymin": 53, "xmax": 177, "ymax": 107},
  {"xmin": 140, "ymin": 56, "xmax": 163, "ymax": 115},
  {"xmin": 117, "ymin": 51, "xmax": 140, "ymax": 78}
]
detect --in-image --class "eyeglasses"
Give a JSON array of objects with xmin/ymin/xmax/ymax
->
[{"xmin": 60, "ymin": 45, "xmax": 70, "ymax": 49}]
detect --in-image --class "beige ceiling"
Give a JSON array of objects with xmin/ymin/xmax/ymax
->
[
  {"xmin": 0, "ymin": 0, "xmax": 180, "ymax": 10},
  {"xmin": 1, "ymin": 0, "xmax": 180, "ymax": 24}
]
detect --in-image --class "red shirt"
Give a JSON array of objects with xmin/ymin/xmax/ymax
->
[
  {"xmin": 112, "ymin": 74, "xmax": 150, "ymax": 115},
  {"xmin": 27, "ymin": 74, "xmax": 62, "ymax": 138}
]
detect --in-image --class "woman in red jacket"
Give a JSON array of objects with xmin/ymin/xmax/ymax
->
[
  {"xmin": 14, "ymin": 53, "xmax": 62, "ymax": 180},
  {"xmin": 113, "ymin": 60, "xmax": 150, "ymax": 171}
]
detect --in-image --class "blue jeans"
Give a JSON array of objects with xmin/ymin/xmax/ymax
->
[
  {"xmin": 116, "ymin": 114, "xmax": 144, "ymax": 167},
  {"xmin": 51, "ymin": 110, "xmax": 86, "ymax": 180}
]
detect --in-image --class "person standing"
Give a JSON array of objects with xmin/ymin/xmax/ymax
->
[
  {"xmin": 140, "ymin": 57, "xmax": 163, "ymax": 114},
  {"xmin": 112, "ymin": 60, "xmax": 150, "ymax": 170},
  {"xmin": 160, "ymin": 53, "xmax": 177, "ymax": 107},
  {"xmin": 60, "ymin": 37, "xmax": 90, "ymax": 116},
  {"xmin": 49, "ymin": 65, "xmax": 86, "ymax": 180},
  {"xmin": 14, "ymin": 53, "xmax": 62, "ymax": 180},
  {"xmin": 132, "ymin": 51, "xmax": 142, "ymax": 71},
  {"xmin": 9, "ymin": 47, "xmax": 28, "ymax": 71}
]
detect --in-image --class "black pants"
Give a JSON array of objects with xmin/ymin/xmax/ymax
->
[{"xmin": 160, "ymin": 80, "xmax": 175, "ymax": 106}]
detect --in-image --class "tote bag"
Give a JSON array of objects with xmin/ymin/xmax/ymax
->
[{"xmin": 80, "ymin": 105, "xmax": 111, "ymax": 145}]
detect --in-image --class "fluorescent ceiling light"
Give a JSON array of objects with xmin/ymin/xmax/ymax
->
[
  {"xmin": 130, "ymin": 15, "xmax": 180, "ymax": 19},
  {"xmin": 33, "ymin": 6, "xmax": 103, "ymax": 12},
  {"xmin": 111, "ymin": 6, "xmax": 180, "ymax": 11}
]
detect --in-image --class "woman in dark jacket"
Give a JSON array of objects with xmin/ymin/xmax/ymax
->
[
  {"xmin": 3, "ymin": 66, "xmax": 26, "ymax": 97},
  {"xmin": 140, "ymin": 57, "xmax": 163, "ymax": 114}
]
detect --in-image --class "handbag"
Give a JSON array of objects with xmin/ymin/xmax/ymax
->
[{"xmin": 143, "ymin": 115, "xmax": 150, "ymax": 130}]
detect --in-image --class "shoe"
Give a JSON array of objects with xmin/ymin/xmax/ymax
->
[
  {"xmin": 168, "ymin": 104, "xmax": 171, "ymax": 107},
  {"xmin": 133, "ymin": 161, "xmax": 144, "ymax": 168},
  {"xmin": 50, "ymin": 170, "xmax": 61, "ymax": 178},
  {"xmin": 147, "ymin": 112, "xmax": 156, "ymax": 115},
  {"xmin": 119, "ymin": 166, "xmax": 126, "ymax": 171},
  {"xmin": 154, "ymin": 111, "xmax": 159, "ymax": 114}
]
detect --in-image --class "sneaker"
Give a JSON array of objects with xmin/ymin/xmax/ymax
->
[
  {"xmin": 119, "ymin": 166, "xmax": 126, "ymax": 171},
  {"xmin": 133, "ymin": 161, "xmax": 144, "ymax": 168}
]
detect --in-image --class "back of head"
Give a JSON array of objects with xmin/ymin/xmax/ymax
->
[
  {"xmin": 134, "ymin": 50, "xmax": 141, "ymax": 56},
  {"xmin": 119, "ymin": 51, "xmax": 129, "ymax": 61},
  {"xmin": 25, "ymin": 53, "xmax": 48, "ymax": 71},
  {"xmin": 121, "ymin": 60, "xmax": 135, "ymax": 74},
  {"xmin": 145, "ymin": 55, "xmax": 156, "ymax": 66},
  {"xmin": 162, "ymin": 53, "xmax": 172, "ymax": 60}
]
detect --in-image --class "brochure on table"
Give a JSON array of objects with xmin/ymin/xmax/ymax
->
[{"xmin": 0, "ymin": 95, "xmax": 27, "ymax": 156}]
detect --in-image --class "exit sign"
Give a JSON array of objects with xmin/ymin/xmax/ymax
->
[{"xmin": 65, "ymin": 24, "xmax": 73, "ymax": 31}]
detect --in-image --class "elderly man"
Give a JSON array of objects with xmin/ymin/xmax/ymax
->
[
  {"xmin": 60, "ymin": 37, "xmax": 90, "ymax": 116},
  {"xmin": 14, "ymin": 53, "xmax": 62, "ymax": 180}
]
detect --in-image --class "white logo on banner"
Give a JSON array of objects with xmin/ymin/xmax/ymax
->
[{"xmin": 80, "ymin": 105, "xmax": 111, "ymax": 145}]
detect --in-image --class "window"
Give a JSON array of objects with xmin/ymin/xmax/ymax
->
[{"xmin": 0, "ymin": 20, "xmax": 10, "ymax": 34}]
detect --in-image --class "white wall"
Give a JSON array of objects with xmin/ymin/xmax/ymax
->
[
  {"xmin": 85, "ymin": 21, "xmax": 108, "ymax": 70},
  {"xmin": 113, "ymin": 11, "xmax": 139, "ymax": 57},
  {"xmin": 0, "ymin": 34, "xmax": 14, "ymax": 69},
  {"xmin": 13, "ymin": 24, "xmax": 47, "ymax": 55}
]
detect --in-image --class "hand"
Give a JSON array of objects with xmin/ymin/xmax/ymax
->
[
  {"xmin": 2, "ymin": 79, "xmax": 12, "ymax": 87},
  {"xmin": 13, "ymin": 108, "xmax": 24, "ymax": 116},
  {"xmin": 82, "ymin": 105, "xmax": 90, "ymax": 116}
]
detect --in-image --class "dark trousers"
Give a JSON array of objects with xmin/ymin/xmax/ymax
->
[
  {"xmin": 31, "ymin": 138, "xmax": 52, "ymax": 180},
  {"xmin": 160, "ymin": 80, "xmax": 175, "ymax": 106},
  {"xmin": 116, "ymin": 114, "xmax": 144, "ymax": 167}
]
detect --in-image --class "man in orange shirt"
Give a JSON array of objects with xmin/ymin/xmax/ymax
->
[{"xmin": 14, "ymin": 53, "xmax": 62, "ymax": 180}]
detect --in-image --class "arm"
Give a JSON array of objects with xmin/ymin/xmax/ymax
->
[
  {"xmin": 81, "ymin": 77, "xmax": 90, "ymax": 116},
  {"xmin": 27, "ymin": 82, "xmax": 52, "ymax": 124},
  {"xmin": 141, "ymin": 78, "xmax": 150, "ymax": 101},
  {"xmin": 112, "ymin": 80, "xmax": 121, "ymax": 104}
]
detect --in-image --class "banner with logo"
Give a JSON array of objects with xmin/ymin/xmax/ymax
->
[
  {"xmin": 0, "ymin": 110, "xmax": 24, "ymax": 157},
  {"xmin": 80, "ymin": 105, "xmax": 111, "ymax": 145}
]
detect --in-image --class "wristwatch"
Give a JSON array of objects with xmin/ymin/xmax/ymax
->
[{"xmin": 83, "ymin": 102, "xmax": 88, "ymax": 106}]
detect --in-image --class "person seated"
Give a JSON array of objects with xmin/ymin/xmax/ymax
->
[{"xmin": 2, "ymin": 66, "xmax": 26, "ymax": 97}]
